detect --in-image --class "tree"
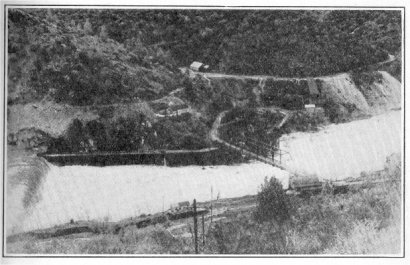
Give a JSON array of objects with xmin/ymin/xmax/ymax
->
[
  {"xmin": 254, "ymin": 177, "xmax": 290, "ymax": 224},
  {"xmin": 84, "ymin": 18, "xmax": 93, "ymax": 35},
  {"xmin": 99, "ymin": 25, "xmax": 108, "ymax": 40},
  {"xmin": 65, "ymin": 119, "xmax": 87, "ymax": 152}
]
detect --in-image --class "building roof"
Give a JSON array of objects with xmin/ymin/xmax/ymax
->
[{"xmin": 190, "ymin": 61, "xmax": 204, "ymax": 71}]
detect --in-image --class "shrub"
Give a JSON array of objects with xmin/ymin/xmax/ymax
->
[
  {"xmin": 350, "ymin": 71, "xmax": 383, "ymax": 89},
  {"xmin": 65, "ymin": 119, "xmax": 88, "ymax": 152},
  {"xmin": 322, "ymin": 101, "xmax": 350, "ymax": 123},
  {"xmin": 283, "ymin": 110, "xmax": 327, "ymax": 132},
  {"xmin": 254, "ymin": 177, "xmax": 290, "ymax": 224}
]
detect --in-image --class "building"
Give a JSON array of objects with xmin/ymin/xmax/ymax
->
[{"xmin": 190, "ymin": 61, "xmax": 209, "ymax": 72}]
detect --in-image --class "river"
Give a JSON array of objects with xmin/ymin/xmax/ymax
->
[{"xmin": 6, "ymin": 111, "xmax": 401, "ymax": 235}]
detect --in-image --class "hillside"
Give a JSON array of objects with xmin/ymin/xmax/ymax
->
[
  {"xmin": 5, "ymin": 8, "xmax": 403, "ymax": 255},
  {"xmin": 7, "ymin": 8, "xmax": 402, "ymax": 154},
  {"xmin": 8, "ymin": 9, "xmax": 402, "ymax": 105},
  {"xmin": 8, "ymin": 9, "xmax": 186, "ymax": 106}
]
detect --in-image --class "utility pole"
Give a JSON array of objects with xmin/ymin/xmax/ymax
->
[
  {"xmin": 210, "ymin": 186, "xmax": 213, "ymax": 224},
  {"xmin": 193, "ymin": 199, "xmax": 198, "ymax": 254},
  {"xmin": 202, "ymin": 214, "xmax": 205, "ymax": 249}
]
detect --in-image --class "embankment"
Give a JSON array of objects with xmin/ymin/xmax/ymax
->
[{"xmin": 39, "ymin": 147, "xmax": 244, "ymax": 167}]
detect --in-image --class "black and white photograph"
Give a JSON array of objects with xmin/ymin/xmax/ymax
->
[{"xmin": 0, "ymin": 1, "xmax": 405, "ymax": 259}]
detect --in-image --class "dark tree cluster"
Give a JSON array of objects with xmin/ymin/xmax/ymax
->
[{"xmin": 48, "ymin": 113, "xmax": 211, "ymax": 153}]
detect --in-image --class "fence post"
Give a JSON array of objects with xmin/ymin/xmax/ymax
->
[{"xmin": 193, "ymin": 199, "xmax": 198, "ymax": 254}]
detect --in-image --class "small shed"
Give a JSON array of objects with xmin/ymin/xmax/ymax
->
[
  {"xmin": 190, "ymin": 61, "xmax": 209, "ymax": 72},
  {"xmin": 305, "ymin": 104, "xmax": 316, "ymax": 112}
]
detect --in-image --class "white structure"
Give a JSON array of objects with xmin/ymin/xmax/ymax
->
[
  {"xmin": 305, "ymin": 104, "xmax": 316, "ymax": 109},
  {"xmin": 190, "ymin": 61, "xmax": 209, "ymax": 72}
]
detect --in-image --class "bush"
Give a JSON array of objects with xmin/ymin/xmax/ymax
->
[
  {"xmin": 350, "ymin": 71, "xmax": 383, "ymax": 89},
  {"xmin": 283, "ymin": 110, "xmax": 327, "ymax": 132},
  {"xmin": 65, "ymin": 119, "xmax": 89, "ymax": 152},
  {"xmin": 254, "ymin": 177, "xmax": 290, "ymax": 224},
  {"xmin": 322, "ymin": 101, "xmax": 350, "ymax": 123}
]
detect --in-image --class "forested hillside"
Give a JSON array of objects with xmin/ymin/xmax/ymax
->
[
  {"xmin": 8, "ymin": 9, "xmax": 401, "ymax": 105},
  {"xmin": 8, "ymin": 9, "xmax": 186, "ymax": 105},
  {"xmin": 7, "ymin": 8, "xmax": 402, "ymax": 153},
  {"xmin": 54, "ymin": 9, "xmax": 400, "ymax": 77}
]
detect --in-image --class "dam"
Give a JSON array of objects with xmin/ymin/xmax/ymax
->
[{"xmin": 38, "ymin": 147, "xmax": 224, "ymax": 167}]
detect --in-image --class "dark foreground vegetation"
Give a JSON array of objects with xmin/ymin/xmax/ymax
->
[{"xmin": 7, "ymin": 154, "xmax": 401, "ymax": 254}]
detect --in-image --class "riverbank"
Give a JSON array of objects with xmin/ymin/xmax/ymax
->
[
  {"xmin": 6, "ymin": 110, "xmax": 402, "ymax": 236},
  {"xmin": 6, "ymin": 153, "xmax": 402, "ymax": 255},
  {"xmin": 6, "ymin": 161, "xmax": 289, "ymax": 235}
]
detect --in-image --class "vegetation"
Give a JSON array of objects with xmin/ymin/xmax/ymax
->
[
  {"xmin": 351, "ymin": 71, "xmax": 384, "ymax": 90},
  {"xmin": 261, "ymin": 79, "xmax": 311, "ymax": 110},
  {"xmin": 205, "ymin": 154, "xmax": 401, "ymax": 254},
  {"xmin": 8, "ymin": 9, "xmax": 184, "ymax": 105},
  {"xmin": 5, "ymin": 8, "xmax": 402, "ymax": 256},
  {"xmin": 8, "ymin": 9, "xmax": 401, "ymax": 106},
  {"xmin": 220, "ymin": 107, "xmax": 328, "ymax": 156},
  {"xmin": 7, "ymin": 9, "xmax": 401, "ymax": 153},
  {"xmin": 220, "ymin": 108, "xmax": 284, "ymax": 156},
  {"xmin": 54, "ymin": 9, "xmax": 400, "ymax": 77},
  {"xmin": 48, "ymin": 112, "xmax": 211, "ymax": 153},
  {"xmin": 183, "ymin": 76, "xmax": 235, "ymax": 118},
  {"xmin": 382, "ymin": 52, "xmax": 402, "ymax": 81},
  {"xmin": 254, "ymin": 177, "xmax": 290, "ymax": 224},
  {"xmin": 282, "ymin": 110, "xmax": 328, "ymax": 132}
]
